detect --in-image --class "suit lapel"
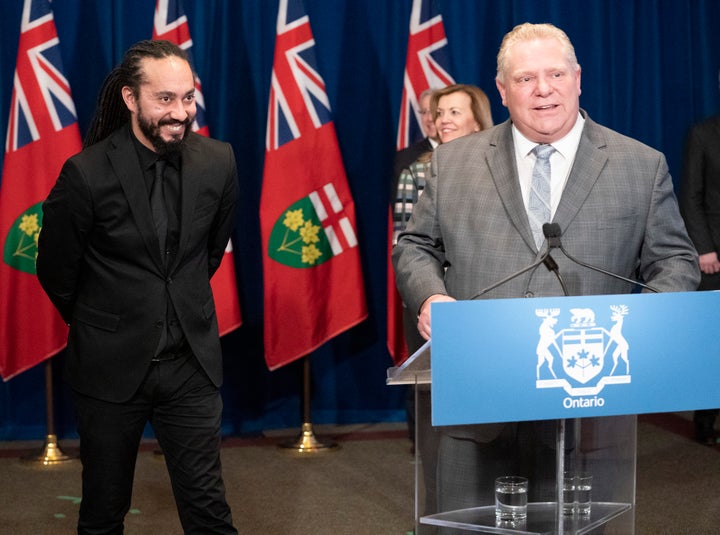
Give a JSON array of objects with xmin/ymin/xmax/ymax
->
[
  {"xmin": 169, "ymin": 134, "xmax": 201, "ymax": 273},
  {"xmin": 488, "ymin": 122, "xmax": 537, "ymax": 251},
  {"xmin": 553, "ymin": 116, "xmax": 608, "ymax": 230},
  {"xmin": 490, "ymin": 114, "xmax": 610, "ymax": 247},
  {"xmin": 107, "ymin": 127, "xmax": 166, "ymax": 272}
]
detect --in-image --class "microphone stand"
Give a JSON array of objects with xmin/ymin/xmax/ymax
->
[
  {"xmin": 542, "ymin": 254, "xmax": 569, "ymax": 296},
  {"xmin": 542, "ymin": 224, "xmax": 570, "ymax": 532},
  {"xmin": 470, "ymin": 228, "xmax": 569, "ymax": 300},
  {"xmin": 470, "ymin": 247, "xmax": 552, "ymax": 299},
  {"xmin": 558, "ymin": 245, "xmax": 659, "ymax": 293}
]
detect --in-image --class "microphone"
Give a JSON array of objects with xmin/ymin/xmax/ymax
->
[
  {"xmin": 542, "ymin": 222, "xmax": 659, "ymax": 293},
  {"xmin": 541, "ymin": 222, "xmax": 569, "ymax": 295}
]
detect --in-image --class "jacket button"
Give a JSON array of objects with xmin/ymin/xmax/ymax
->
[{"xmin": 524, "ymin": 291, "xmax": 535, "ymax": 298}]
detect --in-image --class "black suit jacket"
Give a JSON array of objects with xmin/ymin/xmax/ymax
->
[
  {"xmin": 37, "ymin": 125, "xmax": 239, "ymax": 402},
  {"xmin": 680, "ymin": 114, "xmax": 720, "ymax": 257}
]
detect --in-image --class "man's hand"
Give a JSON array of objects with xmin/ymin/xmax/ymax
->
[{"xmin": 417, "ymin": 294, "xmax": 456, "ymax": 340}]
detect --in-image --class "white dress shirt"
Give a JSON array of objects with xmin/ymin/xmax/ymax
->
[{"xmin": 513, "ymin": 112, "xmax": 585, "ymax": 219}]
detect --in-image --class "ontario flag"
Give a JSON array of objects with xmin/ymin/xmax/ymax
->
[
  {"xmin": 0, "ymin": 0, "xmax": 81, "ymax": 380},
  {"xmin": 388, "ymin": 0, "xmax": 454, "ymax": 364},
  {"xmin": 260, "ymin": 0, "xmax": 367, "ymax": 370},
  {"xmin": 153, "ymin": 0, "xmax": 242, "ymax": 336}
]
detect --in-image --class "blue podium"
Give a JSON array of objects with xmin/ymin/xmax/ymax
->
[{"xmin": 387, "ymin": 291, "xmax": 720, "ymax": 534}]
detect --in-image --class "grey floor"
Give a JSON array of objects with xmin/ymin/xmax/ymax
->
[{"xmin": 0, "ymin": 413, "xmax": 718, "ymax": 534}]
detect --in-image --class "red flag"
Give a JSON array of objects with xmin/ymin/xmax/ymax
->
[
  {"xmin": 388, "ymin": 0, "xmax": 454, "ymax": 364},
  {"xmin": 387, "ymin": 208, "xmax": 409, "ymax": 365},
  {"xmin": 260, "ymin": 0, "xmax": 367, "ymax": 370},
  {"xmin": 0, "ymin": 0, "xmax": 81, "ymax": 380},
  {"xmin": 153, "ymin": 0, "xmax": 242, "ymax": 336}
]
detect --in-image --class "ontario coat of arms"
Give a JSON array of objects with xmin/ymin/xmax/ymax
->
[{"xmin": 535, "ymin": 305, "xmax": 632, "ymax": 397}]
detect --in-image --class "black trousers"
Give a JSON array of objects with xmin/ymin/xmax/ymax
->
[
  {"xmin": 694, "ymin": 278, "xmax": 719, "ymax": 441},
  {"xmin": 73, "ymin": 354, "xmax": 236, "ymax": 535}
]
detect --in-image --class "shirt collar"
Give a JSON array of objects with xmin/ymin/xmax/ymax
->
[
  {"xmin": 130, "ymin": 129, "xmax": 159, "ymax": 171},
  {"xmin": 131, "ymin": 138, "xmax": 181, "ymax": 171},
  {"xmin": 512, "ymin": 111, "xmax": 585, "ymax": 159}
]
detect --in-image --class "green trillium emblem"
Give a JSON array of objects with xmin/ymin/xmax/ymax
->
[
  {"xmin": 3, "ymin": 202, "xmax": 43, "ymax": 275},
  {"xmin": 268, "ymin": 196, "xmax": 333, "ymax": 268}
]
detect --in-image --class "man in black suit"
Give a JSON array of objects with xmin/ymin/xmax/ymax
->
[
  {"xmin": 680, "ymin": 75, "xmax": 720, "ymax": 444},
  {"xmin": 37, "ymin": 40, "xmax": 238, "ymax": 534},
  {"xmin": 392, "ymin": 88, "xmax": 440, "ymax": 195}
]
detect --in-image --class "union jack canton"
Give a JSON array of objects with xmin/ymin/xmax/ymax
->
[
  {"xmin": 5, "ymin": 0, "xmax": 77, "ymax": 153},
  {"xmin": 266, "ymin": 0, "xmax": 332, "ymax": 151},
  {"xmin": 396, "ymin": 0, "xmax": 455, "ymax": 150}
]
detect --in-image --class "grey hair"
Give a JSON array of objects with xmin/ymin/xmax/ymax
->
[{"xmin": 496, "ymin": 23, "xmax": 580, "ymax": 84}]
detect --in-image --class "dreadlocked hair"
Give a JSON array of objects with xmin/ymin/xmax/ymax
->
[{"xmin": 83, "ymin": 40, "xmax": 189, "ymax": 148}]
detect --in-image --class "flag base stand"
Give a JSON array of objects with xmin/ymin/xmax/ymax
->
[
  {"xmin": 21, "ymin": 362, "xmax": 78, "ymax": 466},
  {"xmin": 278, "ymin": 422, "xmax": 338, "ymax": 453},
  {"xmin": 278, "ymin": 357, "xmax": 339, "ymax": 453},
  {"xmin": 21, "ymin": 434, "xmax": 77, "ymax": 465}
]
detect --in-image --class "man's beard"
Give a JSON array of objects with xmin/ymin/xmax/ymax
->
[{"xmin": 137, "ymin": 107, "xmax": 194, "ymax": 157}]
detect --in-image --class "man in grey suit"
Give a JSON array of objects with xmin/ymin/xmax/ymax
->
[
  {"xmin": 393, "ymin": 22, "xmax": 699, "ymax": 526},
  {"xmin": 37, "ymin": 41, "xmax": 238, "ymax": 534}
]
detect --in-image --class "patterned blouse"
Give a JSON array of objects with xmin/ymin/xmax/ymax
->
[{"xmin": 393, "ymin": 155, "xmax": 432, "ymax": 245}]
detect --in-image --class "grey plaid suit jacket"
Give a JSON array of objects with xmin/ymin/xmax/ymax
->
[{"xmin": 393, "ymin": 110, "xmax": 699, "ymax": 317}]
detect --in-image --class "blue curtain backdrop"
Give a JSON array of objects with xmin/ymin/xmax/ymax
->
[{"xmin": 1, "ymin": 0, "xmax": 719, "ymax": 440}]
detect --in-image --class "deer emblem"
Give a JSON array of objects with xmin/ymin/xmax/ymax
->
[{"xmin": 608, "ymin": 305, "xmax": 630, "ymax": 375}]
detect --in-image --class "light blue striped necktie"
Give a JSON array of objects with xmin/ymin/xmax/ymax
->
[{"xmin": 528, "ymin": 144, "xmax": 555, "ymax": 248}]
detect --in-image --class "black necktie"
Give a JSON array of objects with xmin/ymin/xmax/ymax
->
[{"xmin": 151, "ymin": 159, "xmax": 168, "ymax": 262}]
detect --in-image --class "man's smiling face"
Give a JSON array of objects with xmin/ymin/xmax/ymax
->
[
  {"xmin": 496, "ymin": 37, "xmax": 581, "ymax": 144},
  {"xmin": 122, "ymin": 56, "xmax": 197, "ymax": 155}
]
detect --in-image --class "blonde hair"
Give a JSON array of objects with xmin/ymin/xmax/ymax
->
[
  {"xmin": 430, "ymin": 84, "xmax": 494, "ymax": 132},
  {"xmin": 496, "ymin": 23, "xmax": 579, "ymax": 84}
]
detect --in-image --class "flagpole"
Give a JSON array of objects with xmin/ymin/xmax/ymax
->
[
  {"xmin": 21, "ymin": 360, "xmax": 76, "ymax": 465},
  {"xmin": 279, "ymin": 357, "xmax": 338, "ymax": 453}
]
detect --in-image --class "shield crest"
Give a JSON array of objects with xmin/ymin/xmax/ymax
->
[{"xmin": 560, "ymin": 328, "xmax": 605, "ymax": 384}]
